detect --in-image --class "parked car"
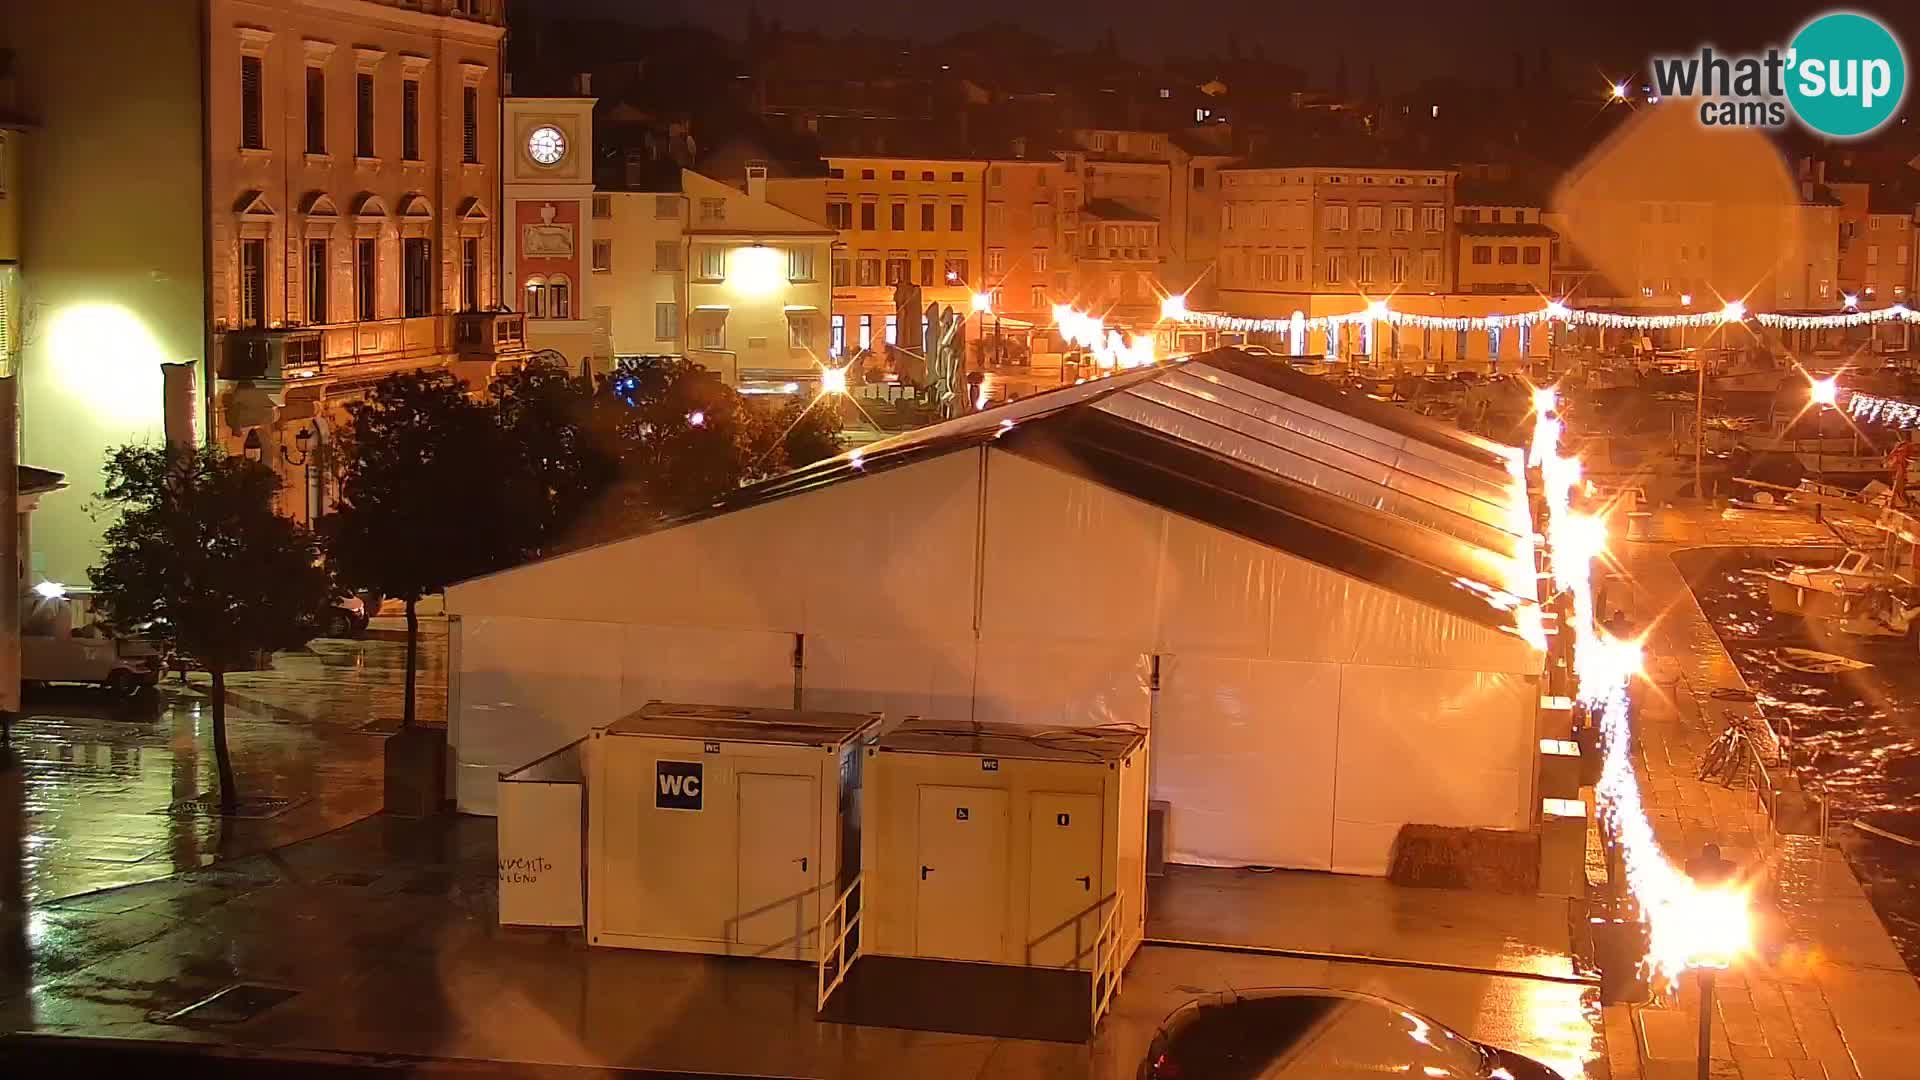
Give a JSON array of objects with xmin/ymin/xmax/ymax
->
[
  {"xmin": 1139, "ymin": 988, "xmax": 1564, "ymax": 1079},
  {"xmin": 22, "ymin": 584, "xmax": 162, "ymax": 694},
  {"xmin": 322, "ymin": 593, "xmax": 371, "ymax": 638}
]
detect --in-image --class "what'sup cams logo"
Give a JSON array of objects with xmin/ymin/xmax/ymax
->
[{"xmin": 1650, "ymin": 11, "xmax": 1907, "ymax": 138}]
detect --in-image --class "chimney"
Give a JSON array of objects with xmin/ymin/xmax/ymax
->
[
  {"xmin": 746, "ymin": 162, "xmax": 769, "ymax": 201},
  {"xmin": 576, "ymin": 72, "xmax": 592, "ymax": 96}
]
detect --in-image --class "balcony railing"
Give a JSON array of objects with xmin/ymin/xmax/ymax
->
[{"xmin": 219, "ymin": 313, "xmax": 526, "ymax": 382}]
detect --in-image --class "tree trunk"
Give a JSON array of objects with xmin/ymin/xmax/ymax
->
[
  {"xmin": 403, "ymin": 597, "xmax": 418, "ymax": 729},
  {"xmin": 211, "ymin": 667, "xmax": 237, "ymax": 815}
]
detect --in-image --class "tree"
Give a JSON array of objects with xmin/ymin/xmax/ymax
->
[
  {"xmin": 89, "ymin": 444, "xmax": 332, "ymax": 814},
  {"xmin": 328, "ymin": 370, "xmax": 541, "ymax": 726},
  {"xmin": 490, "ymin": 363, "xmax": 618, "ymax": 553}
]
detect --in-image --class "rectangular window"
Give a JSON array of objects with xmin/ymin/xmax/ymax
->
[
  {"xmin": 1390, "ymin": 250, "xmax": 1408, "ymax": 283},
  {"xmin": 1498, "ymin": 246, "xmax": 1519, "ymax": 265},
  {"xmin": 1420, "ymin": 205, "xmax": 1445, "ymax": 231},
  {"xmin": 305, "ymin": 239, "xmax": 329, "ymax": 322},
  {"xmin": 891, "ymin": 169, "xmax": 906, "ymax": 181},
  {"xmin": 655, "ymin": 240, "xmax": 678, "ymax": 271},
  {"xmin": 401, "ymin": 79, "xmax": 420, "ymax": 161},
  {"xmin": 1033, "ymin": 248, "xmax": 1049, "ymax": 272},
  {"xmin": 1522, "ymin": 246, "xmax": 1542, "ymax": 265},
  {"xmin": 698, "ymin": 198, "xmax": 726, "ymax": 224},
  {"xmin": 788, "ymin": 246, "xmax": 816, "ymax": 281},
  {"xmin": 356, "ymin": 238, "xmax": 377, "ymax": 320},
  {"xmin": 655, "ymin": 195, "xmax": 678, "ymax": 219},
  {"xmin": 463, "ymin": 87, "xmax": 478, "ymax": 163},
  {"xmin": 830, "ymin": 314, "xmax": 845, "ymax": 356},
  {"xmin": 1032, "ymin": 285, "xmax": 1047, "ymax": 311},
  {"xmin": 827, "ymin": 202, "xmax": 852, "ymax": 229},
  {"xmin": 1899, "ymin": 243, "xmax": 1911, "ymax": 265},
  {"xmin": 890, "ymin": 202, "xmax": 906, "ymax": 230},
  {"xmin": 655, "ymin": 302, "xmax": 677, "ymax": 341},
  {"xmin": 885, "ymin": 255, "xmax": 910, "ymax": 285},
  {"xmin": 1357, "ymin": 252, "xmax": 1376, "ymax": 283},
  {"xmin": 858, "ymin": 314, "xmax": 872, "ymax": 350},
  {"xmin": 1357, "ymin": 205, "xmax": 1382, "ymax": 231},
  {"xmin": 859, "ymin": 202, "xmax": 876, "ymax": 230},
  {"xmin": 1322, "ymin": 204, "xmax": 1349, "ymax": 230},
  {"xmin": 986, "ymin": 248, "xmax": 1005, "ymax": 273},
  {"xmin": 698, "ymin": 317, "xmax": 723, "ymax": 350},
  {"xmin": 1421, "ymin": 250, "xmax": 1441, "ymax": 284},
  {"xmin": 921, "ymin": 202, "xmax": 935, "ymax": 230},
  {"xmin": 918, "ymin": 254, "xmax": 935, "ymax": 284},
  {"xmin": 403, "ymin": 238, "xmax": 431, "ymax": 317},
  {"xmin": 462, "ymin": 237, "xmax": 479, "ymax": 310},
  {"xmin": 241, "ymin": 56, "xmax": 264, "ymax": 150},
  {"xmin": 1033, "ymin": 204, "xmax": 1053, "ymax": 230},
  {"xmin": 698, "ymin": 245, "xmax": 726, "ymax": 280},
  {"xmin": 1326, "ymin": 251, "xmax": 1346, "ymax": 283},
  {"xmin": 1192, "ymin": 166, "xmax": 1206, "ymax": 189},
  {"xmin": 944, "ymin": 257, "xmax": 968, "ymax": 284},
  {"xmin": 986, "ymin": 203, "xmax": 1006, "ymax": 228},
  {"xmin": 240, "ymin": 239, "xmax": 266, "ymax": 326},
  {"xmin": 592, "ymin": 194, "xmax": 611, "ymax": 219},
  {"xmin": 591, "ymin": 239, "xmax": 612, "ymax": 273},
  {"xmin": 857, "ymin": 254, "xmax": 880, "ymax": 286},
  {"xmin": 950, "ymin": 204, "xmax": 965, "ymax": 231},
  {"xmin": 885, "ymin": 314, "xmax": 897, "ymax": 345},
  {"xmin": 789, "ymin": 316, "xmax": 814, "ymax": 350},
  {"xmin": 1472, "ymin": 246, "xmax": 1492, "ymax": 265},
  {"xmin": 1867, "ymin": 245, "xmax": 1881, "ymax": 266},
  {"xmin": 832, "ymin": 257, "xmax": 850, "ymax": 287},
  {"xmin": 354, "ymin": 73, "xmax": 376, "ymax": 158},
  {"xmin": 305, "ymin": 68, "xmax": 326, "ymax": 155},
  {"xmin": 1392, "ymin": 204, "xmax": 1413, "ymax": 231}
]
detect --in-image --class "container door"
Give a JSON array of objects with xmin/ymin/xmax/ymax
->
[
  {"xmin": 735, "ymin": 772, "xmax": 819, "ymax": 955},
  {"xmin": 1026, "ymin": 792, "xmax": 1103, "ymax": 968},
  {"xmin": 914, "ymin": 785, "xmax": 1008, "ymax": 962}
]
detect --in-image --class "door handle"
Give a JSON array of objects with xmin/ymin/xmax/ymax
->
[
  {"xmin": 1076, "ymin": 875, "xmax": 1091, "ymax": 891},
  {"xmin": 921, "ymin": 865, "xmax": 933, "ymax": 880},
  {"xmin": 797, "ymin": 856, "xmax": 808, "ymax": 873}
]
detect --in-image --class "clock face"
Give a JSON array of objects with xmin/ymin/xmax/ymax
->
[{"xmin": 527, "ymin": 125, "xmax": 567, "ymax": 166}]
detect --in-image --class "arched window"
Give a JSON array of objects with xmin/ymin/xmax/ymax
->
[
  {"xmin": 548, "ymin": 274, "xmax": 572, "ymax": 320},
  {"xmin": 524, "ymin": 276, "xmax": 547, "ymax": 318}
]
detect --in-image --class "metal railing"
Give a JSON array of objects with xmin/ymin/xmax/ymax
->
[
  {"xmin": 1089, "ymin": 902, "xmax": 1124, "ymax": 1031},
  {"xmin": 816, "ymin": 873, "xmax": 863, "ymax": 1011},
  {"xmin": 1742, "ymin": 720, "xmax": 1830, "ymax": 848}
]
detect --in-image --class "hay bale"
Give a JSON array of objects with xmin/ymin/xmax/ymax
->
[{"xmin": 1388, "ymin": 824, "xmax": 1540, "ymax": 893}]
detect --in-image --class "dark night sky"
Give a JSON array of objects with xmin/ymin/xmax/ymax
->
[{"xmin": 534, "ymin": 0, "xmax": 1920, "ymax": 95}]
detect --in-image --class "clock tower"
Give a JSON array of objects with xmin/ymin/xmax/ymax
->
[{"xmin": 502, "ymin": 86, "xmax": 602, "ymax": 369}]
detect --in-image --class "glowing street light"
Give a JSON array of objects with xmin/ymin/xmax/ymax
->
[
  {"xmin": 1610, "ymin": 81, "xmax": 1629, "ymax": 100},
  {"xmin": 818, "ymin": 366, "xmax": 849, "ymax": 396},
  {"xmin": 1365, "ymin": 298, "xmax": 1391, "ymax": 321},
  {"xmin": 1679, "ymin": 293, "xmax": 1693, "ymax": 307},
  {"xmin": 1160, "ymin": 293, "xmax": 1189, "ymax": 321},
  {"xmin": 1810, "ymin": 375, "xmax": 1840, "ymax": 407},
  {"xmin": 687, "ymin": 410, "xmax": 706, "ymax": 427},
  {"xmin": 1843, "ymin": 293, "xmax": 1860, "ymax": 310},
  {"xmin": 970, "ymin": 291, "xmax": 993, "ymax": 315},
  {"xmin": 1719, "ymin": 300, "xmax": 1747, "ymax": 323},
  {"xmin": 33, "ymin": 580, "xmax": 65, "ymax": 600}
]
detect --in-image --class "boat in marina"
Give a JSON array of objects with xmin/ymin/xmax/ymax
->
[
  {"xmin": 1774, "ymin": 647, "xmax": 1874, "ymax": 677},
  {"xmin": 1752, "ymin": 547, "xmax": 1894, "ymax": 618}
]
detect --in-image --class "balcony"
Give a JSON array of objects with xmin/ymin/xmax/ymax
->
[
  {"xmin": 218, "ymin": 317, "xmax": 460, "ymax": 383},
  {"xmin": 454, "ymin": 311, "xmax": 527, "ymax": 359}
]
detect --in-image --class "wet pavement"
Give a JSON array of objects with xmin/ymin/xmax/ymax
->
[
  {"xmin": 8, "ymin": 633, "xmax": 444, "ymax": 904},
  {"xmin": 0, "ymin": 813, "xmax": 1607, "ymax": 1080},
  {"xmin": 1611, "ymin": 504, "xmax": 1920, "ymax": 1080}
]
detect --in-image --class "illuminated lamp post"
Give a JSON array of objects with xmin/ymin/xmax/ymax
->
[
  {"xmin": 972, "ymin": 291, "xmax": 998, "ymax": 372},
  {"xmin": 1810, "ymin": 376, "xmax": 1840, "ymax": 521}
]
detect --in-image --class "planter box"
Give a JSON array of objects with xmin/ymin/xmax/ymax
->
[{"xmin": 385, "ymin": 725, "xmax": 447, "ymax": 817}]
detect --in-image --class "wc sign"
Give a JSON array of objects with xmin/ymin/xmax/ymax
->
[{"xmin": 655, "ymin": 760, "xmax": 704, "ymax": 811}]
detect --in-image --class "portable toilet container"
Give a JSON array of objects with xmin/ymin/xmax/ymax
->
[
  {"xmin": 818, "ymin": 719, "xmax": 1148, "ymax": 1041},
  {"xmin": 586, "ymin": 701, "xmax": 883, "ymax": 961}
]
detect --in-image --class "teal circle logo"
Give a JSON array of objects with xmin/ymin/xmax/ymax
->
[{"xmin": 1787, "ymin": 12, "xmax": 1906, "ymax": 138}]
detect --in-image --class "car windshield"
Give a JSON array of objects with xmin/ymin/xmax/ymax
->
[{"xmin": 1164, "ymin": 993, "xmax": 1492, "ymax": 1079}]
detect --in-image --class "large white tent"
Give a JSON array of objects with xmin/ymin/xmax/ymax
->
[{"xmin": 447, "ymin": 351, "xmax": 1545, "ymax": 875}]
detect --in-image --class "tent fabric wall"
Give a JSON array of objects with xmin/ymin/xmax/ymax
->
[
  {"xmin": 978, "ymin": 451, "xmax": 1536, "ymax": 871},
  {"xmin": 447, "ymin": 452, "xmax": 983, "ymax": 813}
]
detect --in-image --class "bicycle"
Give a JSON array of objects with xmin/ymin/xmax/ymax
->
[{"xmin": 1697, "ymin": 718, "xmax": 1762, "ymax": 787}]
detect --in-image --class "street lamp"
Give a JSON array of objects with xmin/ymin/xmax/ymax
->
[
  {"xmin": 1810, "ymin": 377, "xmax": 1840, "ymax": 521},
  {"xmin": 972, "ymin": 291, "xmax": 1000, "ymax": 370}
]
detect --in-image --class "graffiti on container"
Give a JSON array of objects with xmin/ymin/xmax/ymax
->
[{"xmin": 499, "ymin": 856, "xmax": 554, "ymax": 884}]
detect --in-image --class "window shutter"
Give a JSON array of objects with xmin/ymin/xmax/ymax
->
[
  {"xmin": 241, "ymin": 57, "xmax": 264, "ymax": 149},
  {"xmin": 462, "ymin": 87, "xmax": 478, "ymax": 163}
]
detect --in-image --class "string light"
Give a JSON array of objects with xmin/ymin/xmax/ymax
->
[{"xmin": 1168, "ymin": 297, "xmax": 1920, "ymax": 336}]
